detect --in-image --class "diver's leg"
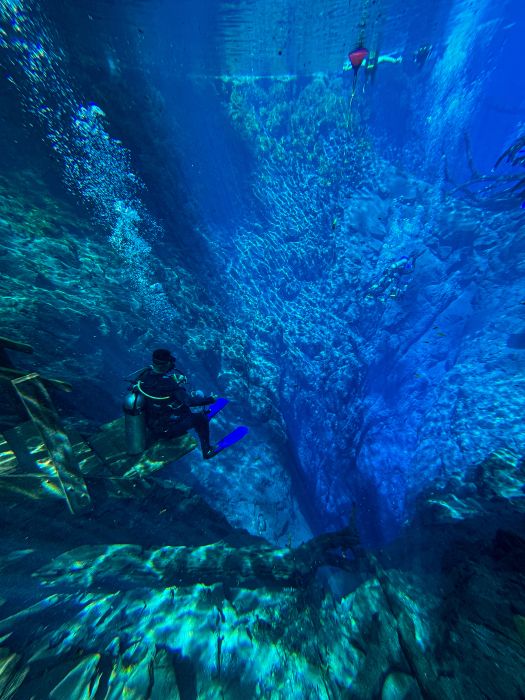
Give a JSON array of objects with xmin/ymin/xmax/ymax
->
[
  {"xmin": 161, "ymin": 414, "xmax": 190, "ymax": 440},
  {"xmin": 191, "ymin": 413, "xmax": 213, "ymax": 457}
]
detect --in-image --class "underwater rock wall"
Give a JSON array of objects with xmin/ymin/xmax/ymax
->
[
  {"xmin": 356, "ymin": 202, "xmax": 525, "ymax": 538},
  {"xmin": 209, "ymin": 78, "xmax": 378, "ymax": 533},
  {"xmin": 211, "ymin": 75, "xmax": 525, "ymax": 538},
  {"xmin": 206, "ymin": 77, "xmax": 409, "ymax": 534}
]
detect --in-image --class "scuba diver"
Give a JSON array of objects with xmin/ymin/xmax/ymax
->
[
  {"xmin": 366, "ymin": 252, "xmax": 421, "ymax": 302},
  {"xmin": 123, "ymin": 348, "xmax": 218, "ymax": 459},
  {"xmin": 413, "ymin": 44, "xmax": 432, "ymax": 68},
  {"xmin": 393, "ymin": 253, "xmax": 418, "ymax": 275}
]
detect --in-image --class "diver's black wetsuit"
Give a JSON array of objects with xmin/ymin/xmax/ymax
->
[{"xmin": 137, "ymin": 367, "xmax": 215, "ymax": 454}]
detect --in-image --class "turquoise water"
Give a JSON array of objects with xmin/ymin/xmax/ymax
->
[{"xmin": 0, "ymin": 0, "xmax": 524, "ymax": 697}]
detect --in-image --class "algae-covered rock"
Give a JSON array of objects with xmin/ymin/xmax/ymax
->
[{"xmin": 381, "ymin": 672, "xmax": 421, "ymax": 700}]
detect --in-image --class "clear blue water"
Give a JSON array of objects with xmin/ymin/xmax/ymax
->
[{"xmin": 0, "ymin": 0, "xmax": 524, "ymax": 697}]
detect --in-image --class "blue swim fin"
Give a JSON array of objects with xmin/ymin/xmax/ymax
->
[
  {"xmin": 206, "ymin": 397, "xmax": 229, "ymax": 420},
  {"xmin": 209, "ymin": 426, "xmax": 249, "ymax": 457}
]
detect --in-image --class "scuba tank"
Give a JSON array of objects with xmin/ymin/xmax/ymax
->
[{"xmin": 123, "ymin": 388, "xmax": 146, "ymax": 455}]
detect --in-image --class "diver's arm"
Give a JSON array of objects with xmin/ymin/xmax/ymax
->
[
  {"xmin": 172, "ymin": 385, "xmax": 215, "ymax": 407},
  {"xmin": 187, "ymin": 394, "xmax": 216, "ymax": 407}
]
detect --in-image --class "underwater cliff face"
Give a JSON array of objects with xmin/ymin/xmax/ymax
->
[{"xmin": 1, "ymin": 0, "xmax": 525, "ymax": 540}]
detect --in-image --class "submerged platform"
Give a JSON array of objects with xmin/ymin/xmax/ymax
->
[
  {"xmin": 0, "ymin": 334, "xmax": 197, "ymax": 514},
  {"xmin": 0, "ymin": 418, "xmax": 197, "ymax": 512}
]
